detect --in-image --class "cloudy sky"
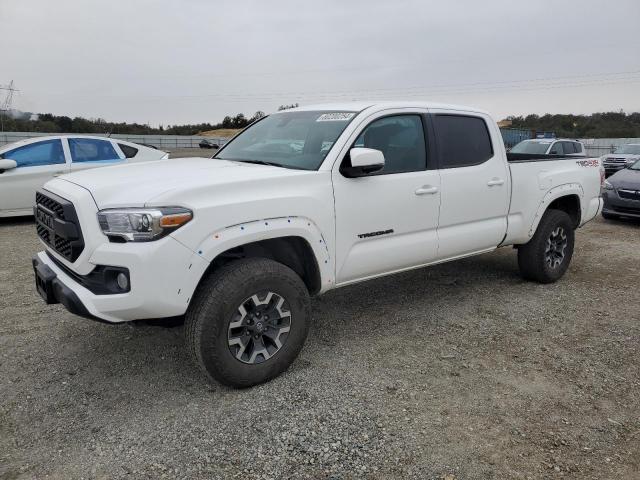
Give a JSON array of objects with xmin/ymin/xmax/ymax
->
[{"xmin": 2, "ymin": 0, "xmax": 640, "ymax": 125}]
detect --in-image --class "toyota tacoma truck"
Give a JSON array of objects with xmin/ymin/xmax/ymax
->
[{"xmin": 32, "ymin": 102, "xmax": 604, "ymax": 387}]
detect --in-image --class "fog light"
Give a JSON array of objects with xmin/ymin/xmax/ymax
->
[{"xmin": 116, "ymin": 273, "xmax": 129, "ymax": 291}]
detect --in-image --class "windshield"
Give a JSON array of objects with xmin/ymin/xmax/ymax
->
[
  {"xmin": 613, "ymin": 144, "xmax": 640, "ymax": 155},
  {"xmin": 629, "ymin": 159, "xmax": 640, "ymax": 170},
  {"xmin": 510, "ymin": 140, "xmax": 552, "ymax": 154},
  {"xmin": 214, "ymin": 111, "xmax": 357, "ymax": 170}
]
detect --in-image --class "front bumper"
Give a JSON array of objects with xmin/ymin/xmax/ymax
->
[
  {"xmin": 32, "ymin": 256, "xmax": 98, "ymax": 321},
  {"xmin": 33, "ymin": 236, "xmax": 210, "ymax": 323}
]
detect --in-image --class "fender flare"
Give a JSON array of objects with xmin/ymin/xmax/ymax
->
[
  {"xmin": 528, "ymin": 183, "xmax": 584, "ymax": 237},
  {"xmin": 194, "ymin": 216, "xmax": 334, "ymax": 291}
]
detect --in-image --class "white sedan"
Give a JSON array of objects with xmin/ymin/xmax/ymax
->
[{"xmin": 0, "ymin": 135, "xmax": 168, "ymax": 217}]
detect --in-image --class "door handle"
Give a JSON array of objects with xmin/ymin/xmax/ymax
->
[
  {"xmin": 53, "ymin": 172, "xmax": 65, "ymax": 177},
  {"xmin": 487, "ymin": 178, "xmax": 505, "ymax": 187},
  {"xmin": 415, "ymin": 185, "xmax": 439, "ymax": 195}
]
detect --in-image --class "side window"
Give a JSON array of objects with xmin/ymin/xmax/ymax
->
[
  {"xmin": 3, "ymin": 139, "xmax": 65, "ymax": 168},
  {"xmin": 68, "ymin": 138, "xmax": 120, "ymax": 163},
  {"xmin": 561, "ymin": 141, "xmax": 576, "ymax": 154},
  {"xmin": 351, "ymin": 115, "xmax": 426, "ymax": 174},
  {"xmin": 549, "ymin": 142, "xmax": 564, "ymax": 155},
  {"xmin": 575, "ymin": 142, "xmax": 583, "ymax": 153},
  {"xmin": 433, "ymin": 115, "xmax": 493, "ymax": 168},
  {"xmin": 118, "ymin": 143, "xmax": 139, "ymax": 158}
]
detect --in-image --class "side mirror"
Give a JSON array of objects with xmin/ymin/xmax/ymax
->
[
  {"xmin": 341, "ymin": 148, "xmax": 385, "ymax": 178},
  {"xmin": 0, "ymin": 159, "xmax": 17, "ymax": 173}
]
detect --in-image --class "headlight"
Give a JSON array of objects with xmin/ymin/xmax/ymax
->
[
  {"xmin": 97, "ymin": 207, "xmax": 192, "ymax": 242},
  {"xmin": 603, "ymin": 180, "xmax": 614, "ymax": 190}
]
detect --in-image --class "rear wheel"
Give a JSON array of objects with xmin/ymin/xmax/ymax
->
[
  {"xmin": 517, "ymin": 209, "xmax": 575, "ymax": 283},
  {"xmin": 185, "ymin": 258, "xmax": 310, "ymax": 388}
]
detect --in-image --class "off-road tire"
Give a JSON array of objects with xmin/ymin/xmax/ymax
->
[
  {"xmin": 517, "ymin": 209, "xmax": 575, "ymax": 284},
  {"xmin": 185, "ymin": 257, "xmax": 310, "ymax": 388}
]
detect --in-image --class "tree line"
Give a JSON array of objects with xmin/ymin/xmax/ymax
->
[
  {"xmin": 3, "ymin": 108, "xmax": 639, "ymax": 138},
  {"xmin": 506, "ymin": 111, "xmax": 640, "ymax": 138},
  {"xmin": 1, "ymin": 110, "xmax": 270, "ymax": 136}
]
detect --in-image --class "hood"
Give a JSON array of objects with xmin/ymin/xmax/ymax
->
[
  {"xmin": 608, "ymin": 167, "xmax": 640, "ymax": 189},
  {"xmin": 59, "ymin": 157, "xmax": 313, "ymax": 208}
]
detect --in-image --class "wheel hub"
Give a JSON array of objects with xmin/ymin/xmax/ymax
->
[
  {"xmin": 544, "ymin": 226, "xmax": 568, "ymax": 269},
  {"xmin": 227, "ymin": 292, "xmax": 292, "ymax": 364}
]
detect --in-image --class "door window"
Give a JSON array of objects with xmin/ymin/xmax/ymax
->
[
  {"xmin": 433, "ymin": 115, "xmax": 493, "ymax": 168},
  {"xmin": 549, "ymin": 142, "xmax": 564, "ymax": 155},
  {"xmin": 69, "ymin": 138, "xmax": 120, "ymax": 162},
  {"xmin": 2, "ymin": 139, "xmax": 65, "ymax": 167},
  {"xmin": 351, "ymin": 115, "xmax": 426, "ymax": 174},
  {"xmin": 562, "ymin": 141, "xmax": 577, "ymax": 154}
]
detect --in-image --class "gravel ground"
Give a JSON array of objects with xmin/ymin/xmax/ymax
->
[{"xmin": 1, "ymin": 215, "xmax": 639, "ymax": 479}]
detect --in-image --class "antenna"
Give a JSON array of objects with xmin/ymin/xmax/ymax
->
[{"xmin": 0, "ymin": 80, "xmax": 19, "ymax": 132}]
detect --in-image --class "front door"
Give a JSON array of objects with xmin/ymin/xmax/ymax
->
[
  {"xmin": 0, "ymin": 139, "xmax": 69, "ymax": 215},
  {"xmin": 332, "ymin": 111, "xmax": 441, "ymax": 284}
]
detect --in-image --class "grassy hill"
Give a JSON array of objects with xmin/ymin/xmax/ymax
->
[{"xmin": 198, "ymin": 128, "xmax": 241, "ymax": 138}]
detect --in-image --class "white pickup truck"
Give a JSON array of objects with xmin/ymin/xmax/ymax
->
[{"xmin": 32, "ymin": 102, "xmax": 604, "ymax": 387}]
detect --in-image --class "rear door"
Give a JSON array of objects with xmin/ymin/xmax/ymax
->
[
  {"xmin": 429, "ymin": 110, "xmax": 510, "ymax": 259},
  {"xmin": 67, "ymin": 137, "xmax": 125, "ymax": 173},
  {"xmin": 0, "ymin": 139, "xmax": 69, "ymax": 215}
]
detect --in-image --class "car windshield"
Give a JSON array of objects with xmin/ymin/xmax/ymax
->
[
  {"xmin": 214, "ymin": 111, "xmax": 357, "ymax": 170},
  {"xmin": 510, "ymin": 140, "xmax": 552, "ymax": 154},
  {"xmin": 629, "ymin": 159, "xmax": 640, "ymax": 170},
  {"xmin": 613, "ymin": 144, "xmax": 640, "ymax": 155}
]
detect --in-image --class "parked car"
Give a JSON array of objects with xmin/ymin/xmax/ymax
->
[
  {"xmin": 31, "ymin": 102, "xmax": 603, "ymax": 387},
  {"xmin": 602, "ymin": 159, "xmax": 640, "ymax": 220},
  {"xmin": 601, "ymin": 143, "xmax": 640, "ymax": 177},
  {"xmin": 199, "ymin": 139, "xmax": 220, "ymax": 149},
  {"xmin": 510, "ymin": 138, "xmax": 586, "ymax": 156},
  {"xmin": 0, "ymin": 136, "xmax": 169, "ymax": 217}
]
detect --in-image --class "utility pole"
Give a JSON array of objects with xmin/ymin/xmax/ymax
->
[{"xmin": 0, "ymin": 80, "xmax": 19, "ymax": 132}]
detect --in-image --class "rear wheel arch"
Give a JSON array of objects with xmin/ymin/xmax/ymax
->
[
  {"xmin": 547, "ymin": 194, "xmax": 581, "ymax": 228},
  {"xmin": 529, "ymin": 185, "xmax": 583, "ymax": 237}
]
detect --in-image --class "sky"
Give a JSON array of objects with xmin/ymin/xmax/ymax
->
[{"xmin": 2, "ymin": 0, "xmax": 640, "ymax": 126}]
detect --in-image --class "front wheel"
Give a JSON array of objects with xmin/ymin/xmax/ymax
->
[
  {"xmin": 517, "ymin": 209, "xmax": 575, "ymax": 284},
  {"xmin": 185, "ymin": 257, "xmax": 311, "ymax": 388}
]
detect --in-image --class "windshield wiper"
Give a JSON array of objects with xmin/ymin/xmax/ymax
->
[{"xmin": 230, "ymin": 159, "xmax": 304, "ymax": 170}]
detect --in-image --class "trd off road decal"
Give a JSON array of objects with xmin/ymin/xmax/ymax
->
[{"xmin": 576, "ymin": 159, "xmax": 600, "ymax": 167}]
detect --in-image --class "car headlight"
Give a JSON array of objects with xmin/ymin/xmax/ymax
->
[
  {"xmin": 97, "ymin": 207, "xmax": 192, "ymax": 242},
  {"xmin": 603, "ymin": 180, "xmax": 614, "ymax": 190}
]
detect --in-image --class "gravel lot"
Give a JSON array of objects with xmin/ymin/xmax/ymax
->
[{"xmin": 1, "ymin": 212, "xmax": 639, "ymax": 479}]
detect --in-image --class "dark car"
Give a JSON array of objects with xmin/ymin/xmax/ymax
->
[
  {"xmin": 199, "ymin": 139, "xmax": 220, "ymax": 149},
  {"xmin": 602, "ymin": 159, "xmax": 640, "ymax": 220}
]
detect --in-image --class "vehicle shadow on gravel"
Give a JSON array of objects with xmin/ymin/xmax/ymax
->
[{"xmin": 0, "ymin": 215, "xmax": 33, "ymax": 227}]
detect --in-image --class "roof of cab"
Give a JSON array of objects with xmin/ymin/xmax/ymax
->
[{"xmin": 287, "ymin": 101, "xmax": 491, "ymax": 116}]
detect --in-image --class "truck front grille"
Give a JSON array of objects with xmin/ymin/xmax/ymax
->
[{"xmin": 34, "ymin": 190, "xmax": 85, "ymax": 262}]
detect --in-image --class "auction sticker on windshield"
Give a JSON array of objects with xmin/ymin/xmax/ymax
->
[{"xmin": 316, "ymin": 112, "xmax": 355, "ymax": 122}]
